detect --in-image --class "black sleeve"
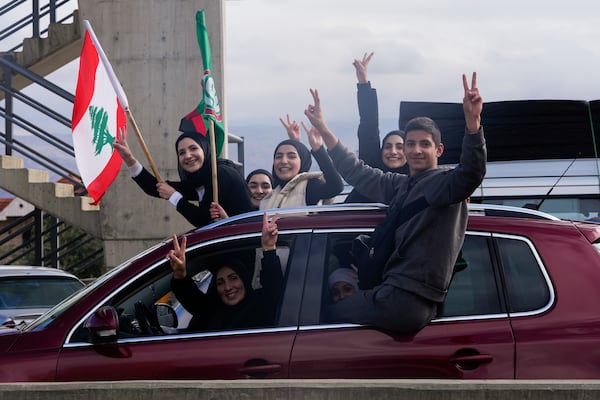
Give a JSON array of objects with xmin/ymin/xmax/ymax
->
[
  {"xmin": 216, "ymin": 164, "xmax": 255, "ymax": 217},
  {"xmin": 170, "ymin": 276, "xmax": 211, "ymax": 317},
  {"xmin": 260, "ymin": 250, "xmax": 285, "ymax": 314},
  {"xmin": 132, "ymin": 167, "xmax": 161, "ymax": 198},
  {"xmin": 305, "ymin": 146, "xmax": 344, "ymax": 205},
  {"xmin": 357, "ymin": 82, "xmax": 383, "ymax": 169},
  {"xmin": 132, "ymin": 168, "xmax": 211, "ymax": 227},
  {"xmin": 176, "ymin": 197, "xmax": 212, "ymax": 227}
]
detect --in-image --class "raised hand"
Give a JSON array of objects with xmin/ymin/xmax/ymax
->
[
  {"xmin": 279, "ymin": 114, "xmax": 301, "ymax": 141},
  {"xmin": 301, "ymin": 121, "xmax": 323, "ymax": 151},
  {"xmin": 304, "ymin": 89, "xmax": 338, "ymax": 149},
  {"xmin": 261, "ymin": 212, "xmax": 280, "ymax": 251},
  {"xmin": 352, "ymin": 51, "xmax": 374, "ymax": 84},
  {"xmin": 167, "ymin": 234, "xmax": 187, "ymax": 279},
  {"xmin": 114, "ymin": 126, "xmax": 137, "ymax": 167},
  {"xmin": 462, "ymin": 72, "xmax": 483, "ymax": 133}
]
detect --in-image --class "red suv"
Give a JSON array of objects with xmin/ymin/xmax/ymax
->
[{"xmin": 1, "ymin": 203, "xmax": 600, "ymax": 381}]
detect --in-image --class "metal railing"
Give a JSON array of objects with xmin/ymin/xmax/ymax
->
[
  {"xmin": 0, "ymin": 209, "xmax": 103, "ymax": 278},
  {"xmin": 0, "ymin": 0, "xmax": 77, "ymax": 53}
]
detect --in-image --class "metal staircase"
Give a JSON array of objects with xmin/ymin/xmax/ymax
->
[{"xmin": 0, "ymin": 0, "xmax": 102, "ymax": 276}]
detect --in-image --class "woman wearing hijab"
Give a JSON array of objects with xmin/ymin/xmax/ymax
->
[
  {"xmin": 114, "ymin": 121, "xmax": 253, "ymax": 228},
  {"xmin": 260, "ymin": 116, "xmax": 343, "ymax": 209},
  {"xmin": 245, "ymin": 169, "xmax": 273, "ymax": 209},
  {"xmin": 168, "ymin": 213, "xmax": 284, "ymax": 331},
  {"xmin": 345, "ymin": 52, "xmax": 409, "ymax": 203}
]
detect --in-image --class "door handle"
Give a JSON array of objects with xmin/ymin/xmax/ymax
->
[
  {"xmin": 238, "ymin": 363, "xmax": 282, "ymax": 378},
  {"xmin": 449, "ymin": 354, "xmax": 493, "ymax": 370}
]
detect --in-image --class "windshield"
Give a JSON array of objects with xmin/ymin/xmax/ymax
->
[{"xmin": 0, "ymin": 277, "xmax": 83, "ymax": 309}]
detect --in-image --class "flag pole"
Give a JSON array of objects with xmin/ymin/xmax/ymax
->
[
  {"xmin": 126, "ymin": 109, "xmax": 163, "ymax": 182},
  {"xmin": 209, "ymin": 119, "xmax": 219, "ymax": 204}
]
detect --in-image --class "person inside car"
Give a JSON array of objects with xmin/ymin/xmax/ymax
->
[
  {"xmin": 345, "ymin": 51, "xmax": 408, "ymax": 203},
  {"xmin": 328, "ymin": 267, "xmax": 358, "ymax": 304},
  {"xmin": 302, "ymin": 72, "xmax": 486, "ymax": 333},
  {"xmin": 167, "ymin": 212, "xmax": 284, "ymax": 331}
]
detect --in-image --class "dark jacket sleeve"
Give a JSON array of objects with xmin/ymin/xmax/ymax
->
[
  {"xmin": 171, "ymin": 276, "xmax": 211, "ymax": 317},
  {"xmin": 176, "ymin": 163, "xmax": 253, "ymax": 227},
  {"xmin": 357, "ymin": 82, "xmax": 383, "ymax": 169},
  {"xmin": 329, "ymin": 142, "xmax": 405, "ymax": 205},
  {"xmin": 216, "ymin": 163, "xmax": 255, "ymax": 217},
  {"xmin": 305, "ymin": 146, "xmax": 344, "ymax": 205},
  {"xmin": 259, "ymin": 250, "xmax": 285, "ymax": 324}
]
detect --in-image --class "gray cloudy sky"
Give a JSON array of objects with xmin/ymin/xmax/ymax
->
[
  {"xmin": 225, "ymin": 0, "xmax": 600, "ymax": 124},
  {"xmin": 223, "ymin": 0, "xmax": 600, "ymax": 172}
]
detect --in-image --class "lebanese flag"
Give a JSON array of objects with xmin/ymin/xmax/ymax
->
[{"xmin": 72, "ymin": 26, "xmax": 124, "ymax": 205}]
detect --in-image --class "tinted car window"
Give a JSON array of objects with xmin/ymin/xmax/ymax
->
[
  {"xmin": 440, "ymin": 234, "xmax": 504, "ymax": 317},
  {"xmin": 0, "ymin": 277, "xmax": 83, "ymax": 309},
  {"xmin": 317, "ymin": 233, "xmax": 505, "ymax": 322},
  {"xmin": 496, "ymin": 236, "xmax": 551, "ymax": 313}
]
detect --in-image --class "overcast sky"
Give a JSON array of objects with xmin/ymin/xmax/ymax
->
[
  {"xmin": 6, "ymin": 0, "xmax": 600, "ymax": 174},
  {"xmin": 222, "ymin": 0, "xmax": 600, "ymax": 171}
]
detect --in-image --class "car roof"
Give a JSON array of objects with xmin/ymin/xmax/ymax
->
[{"xmin": 0, "ymin": 265, "xmax": 81, "ymax": 280}]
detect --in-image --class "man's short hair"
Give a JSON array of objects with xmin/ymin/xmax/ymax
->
[{"xmin": 404, "ymin": 117, "xmax": 442, "ymax": 146}]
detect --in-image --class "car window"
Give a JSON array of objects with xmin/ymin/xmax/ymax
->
[
  {"xmin": 439, "ymin": 234, "xmax": 504, "ymax": 317},
  {"xmin": 316, "ymin": 232, "xmax": 504, "ymax": 323},
  {"xmin": 495, "ymin": 235, "xmax": 551, "ymax": 313},
  {"xmin": 0, "ymin": 277, "xmax": 83, "ymax": 309},
  {"xmin": 69, "ymin": 233, "xmax": 296, "ymax": 342}
]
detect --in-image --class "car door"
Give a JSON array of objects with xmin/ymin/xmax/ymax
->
[
  {"xmin": 55, "ymin": 232, "xmax": 309, "ymax": 380},
  {"xmin": 289, "ymin": 230, "xmax": 516, "ymax": 379}
]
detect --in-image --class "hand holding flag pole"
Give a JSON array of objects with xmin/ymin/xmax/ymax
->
[{"xmin": 83, "ymin": 20, "xmax": 163, "ymax": 182}]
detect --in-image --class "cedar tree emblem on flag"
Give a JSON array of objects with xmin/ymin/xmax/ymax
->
[{"xmin": 72, "ymin": 21, "xmax": 125, "ymax": 205}]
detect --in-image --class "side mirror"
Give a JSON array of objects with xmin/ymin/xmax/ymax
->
[
  {"xmin": 155, "ymin": 303, "xmax": 178, "ymax": 333},
  {"xmin": 85, "ymin": 306, "xmax": 119, "ymax": 343}
]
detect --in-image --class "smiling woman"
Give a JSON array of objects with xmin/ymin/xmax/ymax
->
[{"xmin": 113, "ymin": 123, "xmax": 254, "ymax": 228}]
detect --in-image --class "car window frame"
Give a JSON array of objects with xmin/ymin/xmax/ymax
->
[
  {"xmin": 491, "ymin": 232, "xmax": 555, "ymax": 318},
  {"xmin": 64, "ymin": 229, "xmax": 311, "ymax": 347},
  {"xmin": 299, "ymin": 229, "xmax": 517, "ymax": 330}
]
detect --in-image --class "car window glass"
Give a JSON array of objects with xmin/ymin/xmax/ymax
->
[
  {"xmin": 439, "ymin": 234, "xmax": 503, "ymax": 317},
  {"xmin": 496, "ymin": 236, "xmax": 550, "ymax": 313},
  {"xmin": 317, "ymin": 233, "xmax": 504, "ymax": 322},
  {"xmin": 319, "ymin": 233, "xmax": 361, "ymax": 318},
  {"xmin": 69, "ymin": 234, "xmax": 294, "ymax": 342},
  {"xmin": 0, "ymin": 277, "xmax": 82, "ymax": 309}
]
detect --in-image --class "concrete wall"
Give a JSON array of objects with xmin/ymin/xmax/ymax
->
[
  {"xmin": 76, "ymin": 0, "xmax": 226, "ymax": 269},
  {"xmin": 2, "ymin": 380, "xmax": 600, "ymax": 400}
]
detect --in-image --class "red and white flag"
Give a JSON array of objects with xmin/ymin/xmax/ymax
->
[{"xmin": 71, "ymin": 20, "xmax": 127, "ymax": 205}]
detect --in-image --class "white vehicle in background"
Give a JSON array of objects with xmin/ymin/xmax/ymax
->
[
  {"xmin": 0, "ymin": 266, "xmax": 85, "ymax": 328},
  {"xmin": 399, "ymin": 99, "xmax": 600, "ymax": 221}
]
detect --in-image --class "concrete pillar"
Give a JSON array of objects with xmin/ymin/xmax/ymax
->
[{"xmin": 76, "ymin": 0, "xmax": 225, "ymax": 269}]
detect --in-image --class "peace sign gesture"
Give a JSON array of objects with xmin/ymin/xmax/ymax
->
[
  {"xmin": 462, "ymin": 72, "xmax": 483, "ymax": 133},
  {"xmin": 167, "ymin": 234, "xmax": 187, "ymax": 280}
]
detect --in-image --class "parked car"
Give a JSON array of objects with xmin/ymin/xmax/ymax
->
[
  {"xmin": 0, "ymin": 266, "xmax": 85, "ymax": 328},
  {"xmin": 1, "ymin": 203, "xmax": 600, "ymax": 381}
]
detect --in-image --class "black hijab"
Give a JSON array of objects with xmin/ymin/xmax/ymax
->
[
  {"xmin": 271, "ymin": 139, "xmax": 312, "ymax": 188},
  {"xmin": 203, "ymin": 256, "xmax": 262, "ymax": 330},
  {"xmin": 381, "ymin": 130, "xmax": 408, "ymax": 174},
  {"xmin": 174, "ymin": 131, "xmax": 212, "ymax": 190}
]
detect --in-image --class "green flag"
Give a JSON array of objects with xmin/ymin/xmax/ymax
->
[{"xmin": 180, "ymin": 9, "xmax": 225, "ymax": 156}]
